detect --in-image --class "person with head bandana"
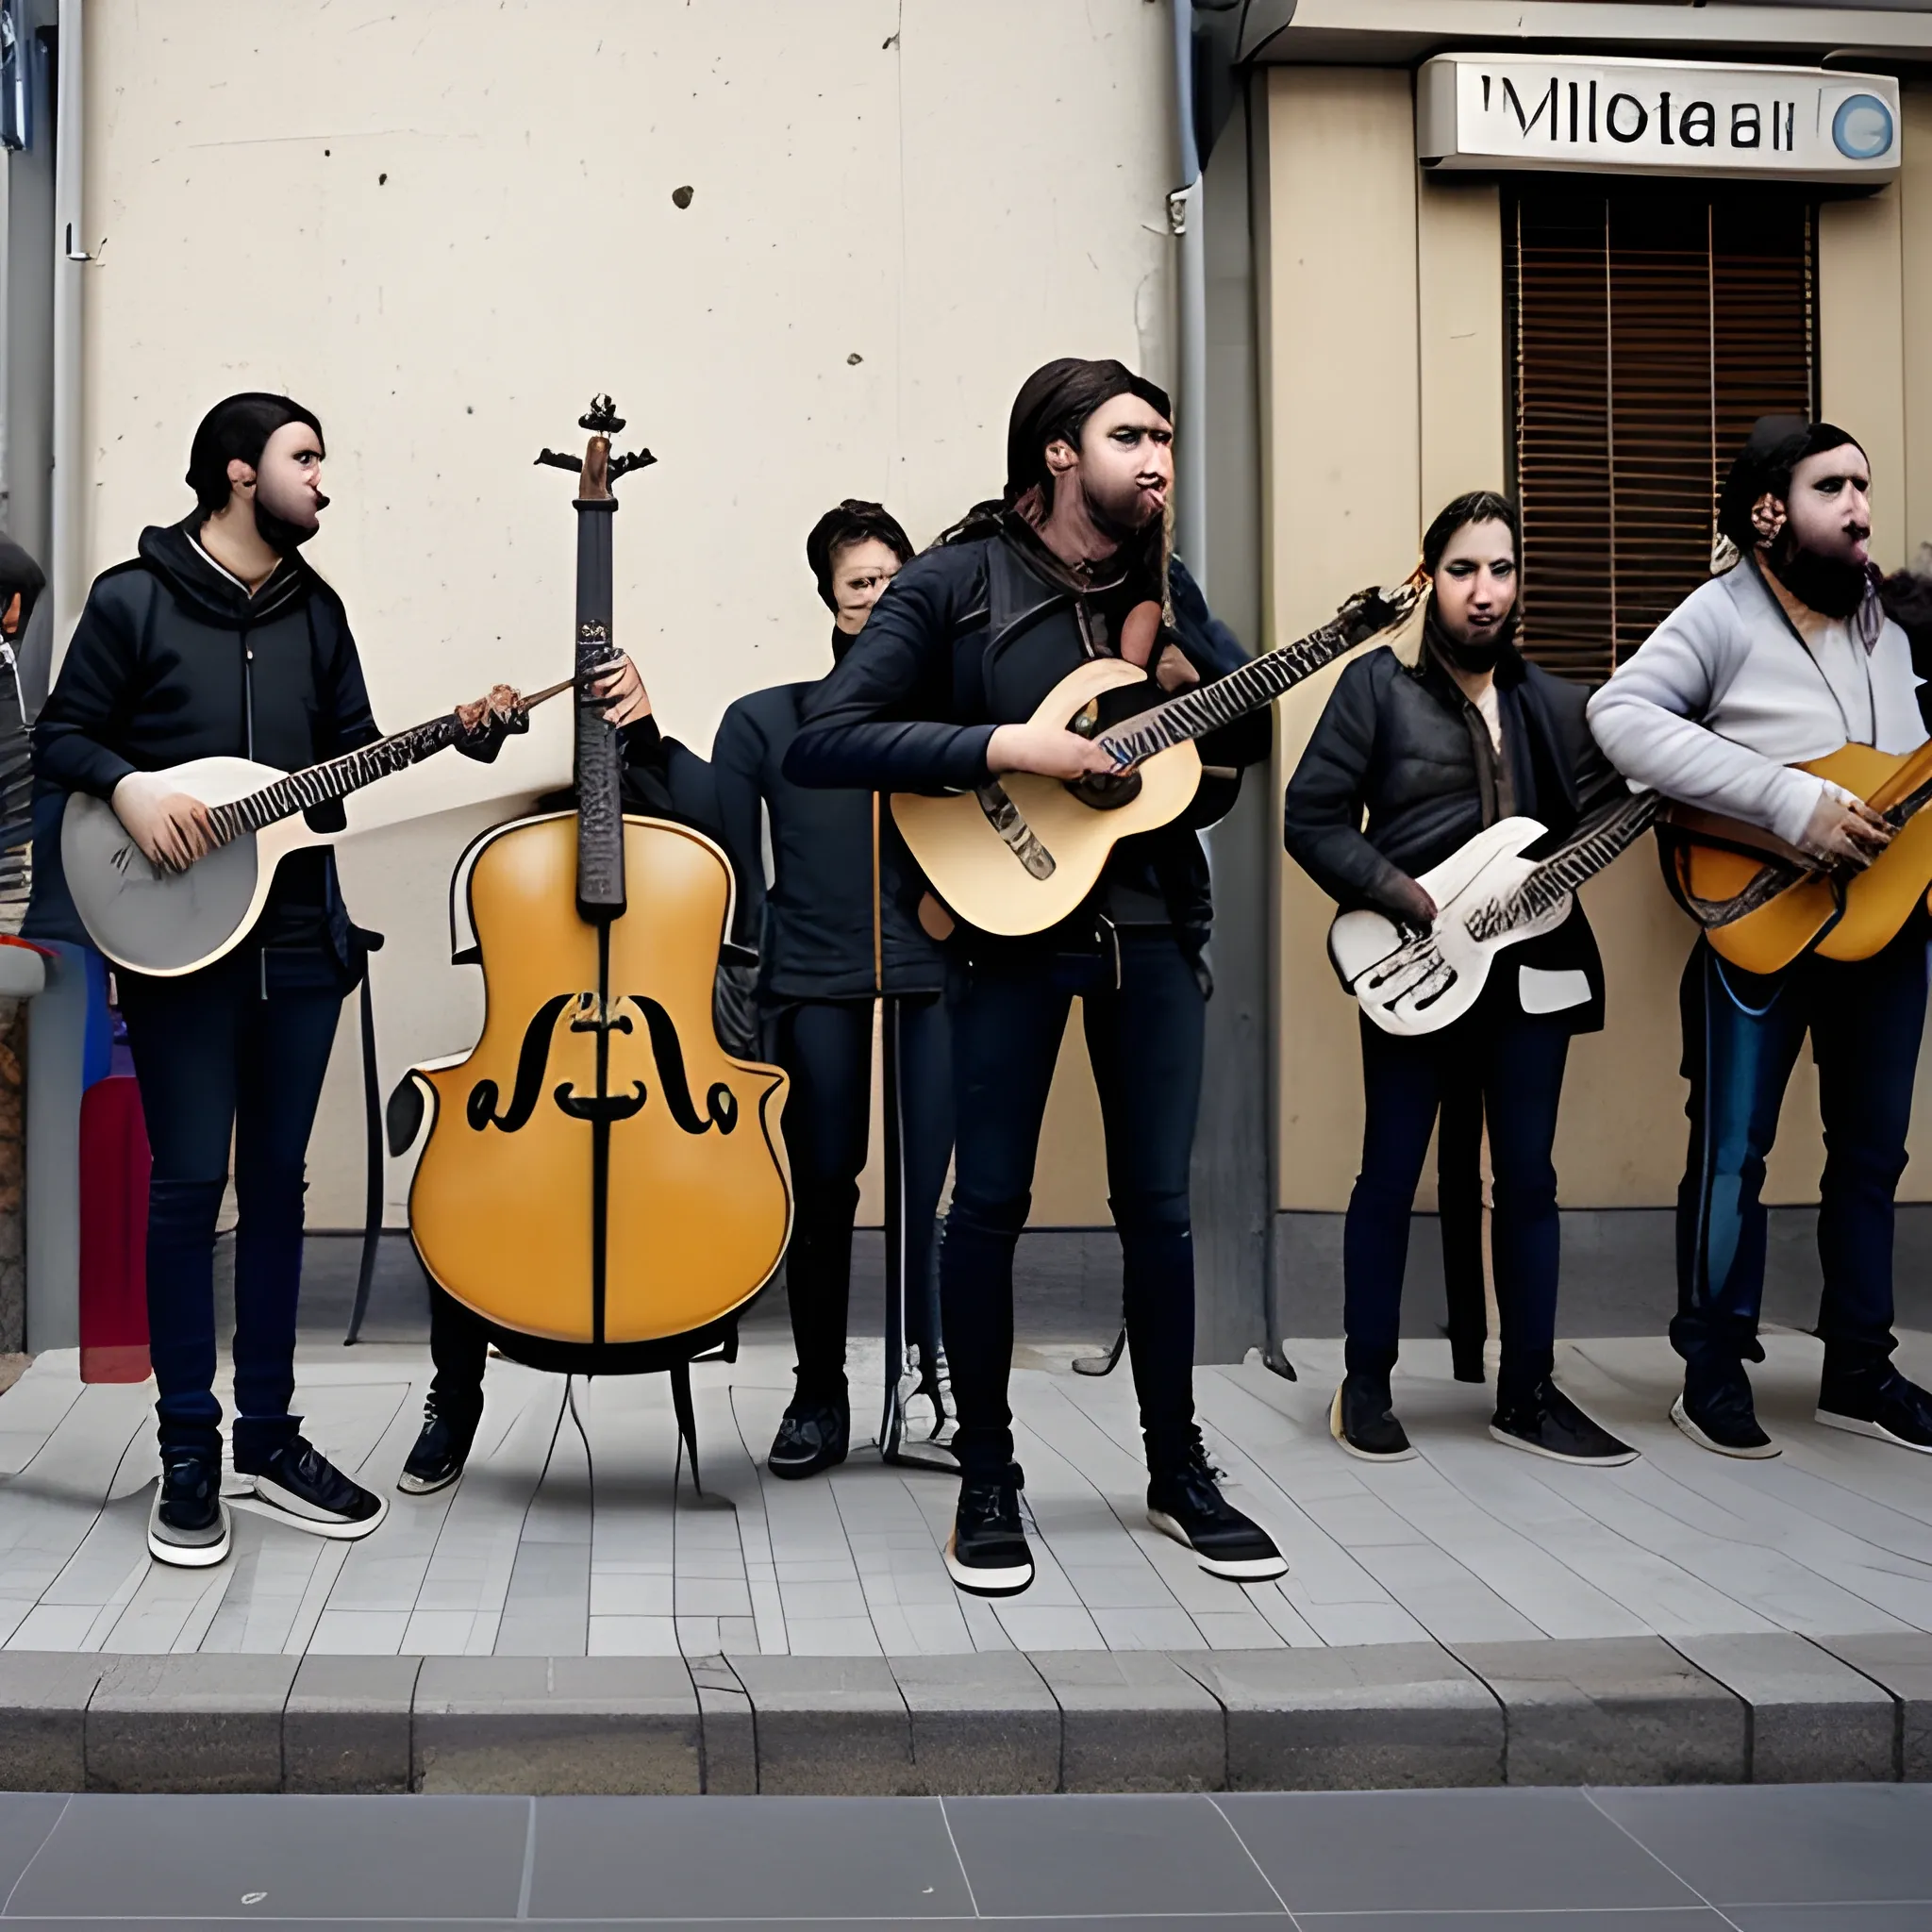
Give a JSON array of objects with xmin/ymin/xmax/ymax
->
[
  {"xmin": 1589, "ymin": 417, "xmax": 1932, "ymax": 1459},
  {"xmin": 21, "ymin": 391, "xmax": 649, "ymax": 1566},
  {"xmin": 1285, "ymin": 491, "xmax": 1637, "ymax": 1466},
  {"xmin": 709, "ymin": 500, "xmax": 955, "ymax": 1480},
  {"xmin": 785, "ymin": 358, "xmax": 1286, "ymax": 1596}
]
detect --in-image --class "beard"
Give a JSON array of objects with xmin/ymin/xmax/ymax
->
[
  {"xmin": 1078, "ymin": 475, "xmax": 1161, "ymax": 545},
  {"xmin": 1765, "ymin": 528, "xmax": 1874, "ymax": 622},
  {"xmin": 1425, "ymin": 602, "xmax": 1517, "ymax": 675},
  {"xmin": 254, "ymin": 491, "xmax": 327, "ymax": 556}
]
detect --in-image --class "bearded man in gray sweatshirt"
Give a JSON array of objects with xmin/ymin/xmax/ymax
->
[{"xmin": 1589, "ymin": 416, "xmax": 1932, "ymax": 1459}]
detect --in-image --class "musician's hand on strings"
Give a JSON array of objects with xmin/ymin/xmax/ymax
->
[
  {"xmin": 455, "ymin": 683, "xmax": 530, "ymax": 742},
  {"xmin": 1802, "ymin": 787, "xmax": 1892, "ymax": 870},
  {"xmin": 111, "ymin": 772, "xmax": 215, "ymax": 873},
  {"xmin": 1386, "ymin": 874, "xmax": 1439, "ymax": 930},
  {"xmin": 987, "ymin": 721, "xmax": 1122, "ymax": 782},
  {"xmin": 591, "ymin": 653, "xmax": 652, "ymax": 728}
]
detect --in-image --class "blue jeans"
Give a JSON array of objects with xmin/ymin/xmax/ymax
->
[
  {"xmin": 1343, "ymin": 1003, "xmax": 1571, "ymax": 1407},
  {"xmin": 942, "ymin": 929, "xmax": 1205, "ymax": 1480},
  {"xmin": 119, "ymin": 949, "xmax": 344, "ymax": 1466},
  {"xmin": 1674, "ymin": 926, "xmax": 1927, "ymax": 1374}
]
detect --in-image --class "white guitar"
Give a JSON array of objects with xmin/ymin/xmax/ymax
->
[
  {"xmin": 1327, "ymin": 792, "xmax": 1658, "ymax": 1037},
  {"xmin": 62, "ymin": 674, "xmax": 575, "ymax": 977}
]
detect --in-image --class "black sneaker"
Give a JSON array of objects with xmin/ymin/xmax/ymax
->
[
  {"xmin": 147, "ymin": 1455, "xmax": 231, "ymax": 1568},
  {"xmin": 1491, "ymin": 1380, "xmax": 1638, "ymax": 1466},
  {"xmin": 944, "ymin": 1463, "xmax": 1033, "ymax": 1596},
  {"xmin": 1671, "ymin": 1360, "xmax": 1778, "ymax": 1459},
  {"xmin": 1147, "ymin": 1445, "xmax": 1288, "ymax": 1581},
  {"xmin": 398, "ymin": 1400, "xmax": 480, "ymax": 1496},
  {"xmin": 236, "ymin": 1437, "xmax": 389, "ymax": 1538},
  {"xmin": 1330, "ymin": 1374, "xmax": 1416, "ymax": 1461},
  {"xmin": 1817, "ymin": 1365, "xmax": 1932, "ymax": 1454},
  {"xmin": 768, "ymin": 1398, "xmax": 850, "ymax": 1480}
]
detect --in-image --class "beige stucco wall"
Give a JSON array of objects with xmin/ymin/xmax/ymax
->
[
  {"xmin": 80, "ymin": 0, "xmax": 1172, "ymax": 1227},
  {"xmin": 1265, "ymin": 64, "xmax": 1932, "ymax": 1215}
]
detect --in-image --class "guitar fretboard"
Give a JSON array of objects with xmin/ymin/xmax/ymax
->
[
  {"xmin": 1094, "ymin": 579, "xmax": 1423, "ymax": 767},
  {"xmin": 204, "ymin": 713, "xmax": 465, "ymax": 846},
  {"xmin": 1462, "ymin": 791, "xmax": 1660, "ymax": 942}
]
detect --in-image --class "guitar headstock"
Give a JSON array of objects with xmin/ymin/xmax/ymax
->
[{"xmin": 534, "ymin": 393, "xmax": 658, "ymax": 501}]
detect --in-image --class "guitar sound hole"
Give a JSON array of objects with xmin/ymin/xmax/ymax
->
[{"xmin": 1065, "ymin": 770, "xmax": 1142, "ymax": 811}]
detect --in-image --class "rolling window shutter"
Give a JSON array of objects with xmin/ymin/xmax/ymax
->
[{"xmin": 1506, "ymin": 186, "xmax": 1814, "ymax": 685}]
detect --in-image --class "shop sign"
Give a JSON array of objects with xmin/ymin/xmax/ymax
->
[{"xmin": 1418, "ymin": 54, "xmax": 1900, "ymax": 181}]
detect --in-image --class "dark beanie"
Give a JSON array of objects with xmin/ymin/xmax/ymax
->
[
  {"xmin": 1717, "ymin": 414, "xmax": 1864, "ymax": 551},
  {"xmin": 185, "ymin": 392, "xmax": 325, "ymax": 514},
  {"xmin": 1004, "ymin": 358, "xmax": 1172, "ymax": 505}
]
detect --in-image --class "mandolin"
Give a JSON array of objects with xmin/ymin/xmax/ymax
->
[
  {"xmin": 891, "ymin": 574, "xmax": 1425, "ymax": 937},
  {"xmin": 1329, "ymin": 792, "xmax": 1658, "ymax": 1036},
  {"xmin": 1661, "ymin": 739, "xmax": 1932, "ymax": 974}
]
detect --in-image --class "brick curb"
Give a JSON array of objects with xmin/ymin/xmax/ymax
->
[{"xmin": 0, "ymin": 1634, "xmax": 1924, "ymax": 1794}]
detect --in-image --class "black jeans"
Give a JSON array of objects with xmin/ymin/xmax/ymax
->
[
  {"xmin": 1343, "ymin": 1003, "xmax": 1571, "ymax": 1409},
  {"xmin": 771, "ymin": 994, "xmax": 952, "ymax": 1407},
  {"xmin": 119, "ymin": 949, "xmax": 345, "ymax": 1466},
  {"xmin": 1674, "ymin": 927, "xmax": 1927, "ymax": 1376},
  {"xmin": 943, "ymin": 928, "xmax": 1205, "ymax": 1481}
]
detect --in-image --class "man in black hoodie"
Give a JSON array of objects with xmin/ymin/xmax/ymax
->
[
  {"xmin": 712, "ymin": 501, "xmax": 953, "ymax": 1479},
  {"xmin": 23, "ymin": 392, "xmax": 624, "ymax": 1567}
]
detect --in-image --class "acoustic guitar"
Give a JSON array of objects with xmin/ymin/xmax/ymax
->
[
  {"xmin": 1328, "ymin": 792, "xmax": 1658, "ymax": 1036},
  {"xmin": 1661, "ymin": 738, "xmax": 1932, "ymax": 974},
  {"xmin": 891, "ymin": 573, "xmax": 1424, "ymax": 937}
]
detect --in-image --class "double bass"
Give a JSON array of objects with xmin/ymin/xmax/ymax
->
[{"xmin": 392, "ymin": 398, "xmax": 791, "ymax": 1456}]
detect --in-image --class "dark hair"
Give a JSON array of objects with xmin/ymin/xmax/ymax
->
[
  {"xmin": 1423, "ymin": 491, "xmax": 1520, "ymax": 575},
  {"xmin": 1005, "ymin": 357, "xmax": 1172, "ymax": 508},
  {"xmin": 805, "ymin": 500, "xmax": 913, "ymax": 612},
  {"xmin": 185, "ymin": 392, "xmax": 325, "ymax": 516}
]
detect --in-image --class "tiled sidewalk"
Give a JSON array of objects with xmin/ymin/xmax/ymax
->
[{"xmin": 4, "ymin": 1326, "xmax": 1932, "ymax": 1662}]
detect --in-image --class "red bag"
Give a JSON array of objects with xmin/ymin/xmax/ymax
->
[{"xmin": 78, "ymin": 1073, "xmax": 151, "ymax": 1383}]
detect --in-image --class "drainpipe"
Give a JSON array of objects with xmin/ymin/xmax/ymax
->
[
  {"xmin": 49, "ymin": 0, "xmax": 81, "ymax": 660},
  {"xmin": 1171, "ymin": 0, "xmax": 1207, "ymax": 589}
]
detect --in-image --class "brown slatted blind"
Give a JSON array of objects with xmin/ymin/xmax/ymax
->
[{"xmin": 1506, "ymin": 185, "xmax": 1815, "ymax": 685}]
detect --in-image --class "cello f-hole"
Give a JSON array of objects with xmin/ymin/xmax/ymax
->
[{"xmin": 468, "ymin": 991, "xmax": 575, "ymax": 1132}]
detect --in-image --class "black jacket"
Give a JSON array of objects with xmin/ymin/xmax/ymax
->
[
  {"xmin": 1283, "ymin": 639, "xmax": 1621, "ymax": 1032},
  {"xmin": 783, "ymin": 525, "xmax": 1270, "ymax": 952},
  {"xmin": 712, "ymin": 641, "xmax": 942, "ymax": 1002},
  {"xmin": 25, "ymin": 519, "xmax": 507, "ymax": 974}
]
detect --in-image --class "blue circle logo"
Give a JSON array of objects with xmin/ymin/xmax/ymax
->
[{"xmin": 1833, "ymin": 93, "xmax": 1894, "ymax": 161}]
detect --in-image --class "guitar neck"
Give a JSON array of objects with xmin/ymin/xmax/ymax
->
[
  {"xmin": 1463, "ymin": 791, "xmax": 1660, "ymax": 942},
  {"xmin": 1095, "ymin": 578, "xmax": 1423, "ymax": 766},
  {"xmin": 205, "ymin": 712, "xmax": 464, "ymax": 846}
]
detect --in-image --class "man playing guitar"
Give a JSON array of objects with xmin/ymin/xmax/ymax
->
[{"xmin": 1590, "ymin": 417, "xmax": 1932, "ymax": 1457}]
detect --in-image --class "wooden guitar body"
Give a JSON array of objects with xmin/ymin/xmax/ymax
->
[
  {"xmin": 63, "ymin": 758, "xmax": 327, "ymax": 977},
  {"xmin": 1677, "ymin": 741, "xmax": 1932, "ymax": 974},
  {"xmin": 406, "ymin": 811, "xmax": 791, "ymax": 1345},
  {"xmin": 891, "ymin": 658, "xmax": 1202, "ymax": 937}
]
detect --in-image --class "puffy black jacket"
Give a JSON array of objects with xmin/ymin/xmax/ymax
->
[
  {"xmin": 712, "ymin": 645, "xmax": 942, "ymax": 1002},
  {"xmin": 1283, "ymin": 639, "xmax": 1623, "ymax": 1031},
  {"xmin": 25, "ymin": 519, "xmax": 508, "ymax": 974},
  {"xmin": 784, "ymin": 525, "xmax": 1270, "ymax": 951}
]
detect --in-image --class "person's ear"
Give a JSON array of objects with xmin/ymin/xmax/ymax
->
[
  {"xmin": 1043, "ymin": 437, "xmax": 1078, "ymax": 477},
  {"xmin": 1751, "ymin": 490, "xmax": 1786, "ymax": 547},
  {"xmin": 225, "ymin": 457, "xmax": 257, "ymax": 497}
]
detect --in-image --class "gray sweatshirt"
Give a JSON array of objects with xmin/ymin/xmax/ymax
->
[{"xmin": 1585, "ymin": 558, "xmax": 1926, "ymax": 847}]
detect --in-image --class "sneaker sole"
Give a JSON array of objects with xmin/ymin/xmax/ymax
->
[
  {"xmin": 767, "ymin": 1446, "xmax": 849, "ymax": 1482},
  {"xmin": 1670, "ymin": 1395, "xmax": 1780, "ymax": 1459},
  {"xmin": 1487, "ymin": 1424, "xmax": 1639, "ymax": 1468},
  {"xmin": 943, "ymin": 1529, "xmax": 1033, "ymax": 1597},
  {"xmin": 232, "ymin": 1484, "xmax": 391, "ymax": 1540},
  {"xmin": 147, "ymin": 1503, "xmax": 232, "ymax": 1569},
  {"xmin": 1814, "ymin": 1407, "xmax": 1932, "ymax": 1454},
  {"xmin": 1329, "ymin": 1383, "xmax": 1417, "ymax": 1463},
  {"xmin": 396, "ymin": 1465, "xmax": 464, "ymax": 1497},
  {"xmin": 1146, "ymin": 1508, "xmax": 1289, "ymax": 1581}
]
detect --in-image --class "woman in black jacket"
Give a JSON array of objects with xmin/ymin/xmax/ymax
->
[
  {"xmin": 1284, "ymin": 491, "xmax": 1635, "ymax": 1467},
  {"xmin": 26, "ymin": 393, "xmax": 547, "ymax": 1567}
]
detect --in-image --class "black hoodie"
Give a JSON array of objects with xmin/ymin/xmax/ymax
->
[{"xmin": 25, "ymin": 518, "xmax": 504, "ymax": 976}]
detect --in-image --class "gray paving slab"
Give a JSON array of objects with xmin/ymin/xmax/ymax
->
[
  {"xmin": 85, "ymin": 1654, "xmax": 297, "ymax": 1794},
  {"xmin": 0, "ymin": 1794, "xmax": 67, "ymax": 1900},
  {"xmin": 412, "ymin": 1656, "xmax": 700, "ymax": 1794},
  {"xmin": 1450, "ymin": 1636, "xmax": 1745, "ymax": 1786},
  {"xmin": 889, "ymin": 1650, "xmax": 1060, "ymax": 1793},
  {"xmin": 1669, "ymin": 1630, "xmax": 1896, "ymax": 1784},
  {"xmin": 284, "ymin": 1654, "xmax": 422, "ymax": 1794},
  {"xmin": 724, "ymin": 1653, "xmax": 914, "ymax": 1795},
  {"xmin": 685, "ymin": 1654, "xmax": 756, "ymax": 1794},
  {"xmin": 0, "ymin": 1653, "xmax": 108, "ymax": 1790},
  {"xmin": 1814, "ymin": 1630, "xmax": 1932, "ymax": 1778},
  {"xmin": 1028, "ymin": 1649, "xmax": 1224, "ymax": 1792},
  {"xmin": 1174, "ymin": 1641, "xmax": 1504, "ymax": 1790}
]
